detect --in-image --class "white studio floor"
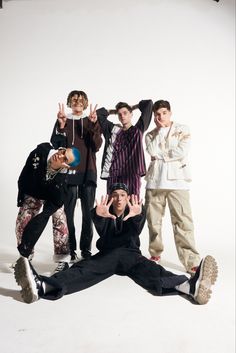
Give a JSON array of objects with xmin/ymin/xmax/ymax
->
[{"xmin": 0, "ymin": 234, "xmax": 234, "ymax": 353}]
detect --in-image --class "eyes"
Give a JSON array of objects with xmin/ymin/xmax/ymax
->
[
  {"xmin": 112, "ymin": 192, "xmax": 126, "ymax": 198},
  {"xmin": 57, "ymin": 150, "xmax": 68, "ymax": 163},
  {"xmin": 155, "ymin": 111, "xmax": 167, "ymax": 118}
]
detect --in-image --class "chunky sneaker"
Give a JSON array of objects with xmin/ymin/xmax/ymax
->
[
  {"xmin": 14, "ymin": 256, "xmax": 43, "ymax": 304},
  {"xmin": 150, "ymin": 255, "xmax": 161, "ymax": 263},
  {"xmin": 10, "ymin": 252, "xmax": 34, "ymax": 271},
  {"xmin": 53, "ymin": 261, "xmax": 69, "ymax": 274},
  {"xmin": 189, "ymin": 255, "xmax": 218, "ymax": 304}
]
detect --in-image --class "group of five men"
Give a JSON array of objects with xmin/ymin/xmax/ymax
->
[{"xmin": 14, "ymin": 90, "xmax": 218, "ymax": 305}]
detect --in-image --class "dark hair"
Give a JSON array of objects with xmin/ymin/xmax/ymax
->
[
  {"xmin": 115, "ymin": 102, "xmax": 132, "ymax": 113},
  {"xmin": 67, "ymin": 90, "xmax": 88, "ymax": 109},
  {"xmin": 153, "ymin": 100, "xmax": 171, "ymax": 113}
]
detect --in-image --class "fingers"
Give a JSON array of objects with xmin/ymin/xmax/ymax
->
[
  {"xmin": 130, "ymin": 194, "xmax": 139, "ymax": 205},
  {"xmin": 100, "ymin": 194, "xmax": 109, "ymax": 205},
  {"xmin": 61, "ymin": 103, "xmax": 65, "ymax": 115},
  {"xmin": 93, "ymin": 104, "xmax": 98, "ymax": 114},
  {"xmin": 90, "ymin": 103, "xmax": 98, "ymax": 114},
  {"xmin": 107, "ymin": 197, "xmax": 114, "ymax": 207}
]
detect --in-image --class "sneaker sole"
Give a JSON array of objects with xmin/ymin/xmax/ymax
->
[
  {"xmin": 14, "ymin": 257, "xmax": 38, "ymax": 304},
  {"xmin": 194, "ymin": 255, "xmax": 218, "ymax": 305}
]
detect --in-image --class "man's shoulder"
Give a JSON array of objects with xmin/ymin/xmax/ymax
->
[
  {"xmin": 173, "ymin": 121, "xmax": 189, "ymax": 129},
  {"xmin": 145, "ymin": 127, "xmax": 158, "ymax": 139}
]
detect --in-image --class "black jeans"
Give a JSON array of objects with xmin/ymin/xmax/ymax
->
[
  {"xmin": 64, "ymin": 184, "xmax": 96, "ymax": 255},
  {"xmin": 40, "ymin": 248, "xmax": 188, "ymax": 301},
  {"xmin": 18, "ymin": 201, "xmax": 59, "ymax": 258}
]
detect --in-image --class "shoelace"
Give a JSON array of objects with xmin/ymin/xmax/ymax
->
[{"xmin": 55, "ymin": 262, "xmax": 68, "ymax": 272}]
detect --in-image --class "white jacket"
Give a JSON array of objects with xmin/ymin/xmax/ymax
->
[{"xmin": 145, "ymin": 122, "xmax": 192, "ymax": 183}]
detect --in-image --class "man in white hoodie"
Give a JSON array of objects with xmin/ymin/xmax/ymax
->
[{"xmin": 145, "ymin": 100, "xmax": 200, "ymax": 275}]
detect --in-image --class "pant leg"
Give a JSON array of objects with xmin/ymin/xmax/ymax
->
[
  {"xmin": 62, "ymin": 185, "xmax": 78, "ymax": 253},
  {"xmin": 16, "ymin": 196, "xmax": 43, "ymax": 247},
  {"xmin": 40, "ymin": 250, "xmax": 121, "ymax": 300},
  {"xmin": 126, "ymin": 254, "xmax": 188, "ymax": 295},
  {"xmin": 52, "ymin": 206, "xmax": 70, "ymax": 261},
  {"xmin": 17, "ymin": 200, "xmax": 59, "ymax": 258},
  {"xmin": 145, "ymin": 189, "xmax": 167, "ymax": 257},
  {"xmin": 167, "ymin": 190, "xmax": 200, "ymax": 271},
  {"xmin": 79, "ymin": 184, "xmax": 96, "ymax": 255}
]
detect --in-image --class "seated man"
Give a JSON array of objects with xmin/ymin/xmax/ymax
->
[
  {"xmin": 16, "ymin": 142, "xmax": 80, "ymax": 265},
  {"xmin": 14, "ymin": 183, "xmax": 218, "ymax": 305}
]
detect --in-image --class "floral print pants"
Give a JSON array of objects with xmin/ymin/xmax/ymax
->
[{"xmin": 16, "ymin": 196, "xmax": 69, "ymax": 258}]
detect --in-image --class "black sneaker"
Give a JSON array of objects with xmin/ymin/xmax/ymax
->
[
  {"xmin": 53, "ymin": 261, "xmax": 69, "ymax": 274},
  {"xmin": 189, "ymin": 255, "xmax": 218, "ymax": 304},
  {"xmin": 70, "ymin": 251, "xmax": 79, "ymax": 263},
  {"xmin": 14, "ymin": 256, "xmax": 43, "ymax": 304}
]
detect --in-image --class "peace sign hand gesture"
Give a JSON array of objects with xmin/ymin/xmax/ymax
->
[
  {"xmin": 123, "ymin": 195, "xmax": 142, "ymax": 221},
  {"xmin": 89, "ymin": 104, "xmax": 98, "ymax": 123},
  {"xmin": 95, "ymin": 195, "xmax": 116, "ymax": 219},
  {"xmin": 57, "ymin": 103, "xmax": 67, "ymax": 129}
]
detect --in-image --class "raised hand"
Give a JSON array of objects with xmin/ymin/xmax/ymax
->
[
  {"xmin": 123, "ymin": 194, "xmax": 142, "ymax": 221},
  {"xmin": 154, "ymin": 117, "xmax": 166, "ymax": 129},
  {"xmin": 95, "ymin": 195, "xmax": 116, "ymax": 219},
  {"xmin": 89, "ymin": 103, "xmax": 98, "ymax": 123},
  {"xmin": 57, "ymin": 103, "xmax": 67, "ymax": 128}
]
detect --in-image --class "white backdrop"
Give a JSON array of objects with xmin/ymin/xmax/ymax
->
[{"xmin": 0, "ymin": 0, "xmax": 235, "ymax": 263}]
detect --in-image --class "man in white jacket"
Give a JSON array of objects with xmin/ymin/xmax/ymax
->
[{"xmin": 145, "ymin": 100, "xmax": 200, "ymax": 275}]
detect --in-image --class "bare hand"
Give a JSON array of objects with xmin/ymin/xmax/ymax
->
[
  {"xmin": 154, "ymin": 117, "xmax": 165, "ymax": 129},
  {"xmin": 89, "ymin": 104, "xmax": 98, "ymax": 123},
  {"xmin": 95, "ymin": 195, "xmax": 116, "ymax": 219},
  {"xmin": 123, "ymin": 195, "xmax": 142, "ymax": 221},
  {"xmin": 57, "ymin": 103, "xmax": 67, "ymax": 128}
]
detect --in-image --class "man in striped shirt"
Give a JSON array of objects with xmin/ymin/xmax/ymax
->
[{"xmin": 96, "ymin": 100, "xmax": 153, "ymax": 198}]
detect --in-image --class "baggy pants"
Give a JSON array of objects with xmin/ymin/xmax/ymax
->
[
  {"xmin": 145, "ymin": 189, "xmax": 200, "ymax": 271},
  {"xmin": 40, "ymin": 248, "xmax": 188, "ymax": 301}
]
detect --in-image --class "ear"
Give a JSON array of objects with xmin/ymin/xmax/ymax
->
[{"xmin": 127, "ymin": 195, "xmax": 130, "ymax": 201}]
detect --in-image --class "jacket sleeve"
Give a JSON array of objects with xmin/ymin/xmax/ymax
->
[
  {"xmin": 87, "ymin": 120, "xmax": 103, "ymax": 152},
  {"xmin": 145, "ymin": 129, "xmax": 165, "ymax": 160},
  {"xmin": 146, "ymin": 126, "xmax": 191, "ymax": 162},
  {"xmin": 162, "ymin": 125, "xmax": 191, "ymax": 162},
  {"xmin": 90, "ymin": 207, "xmax": 108, "ymax": 236},
  {"xmin": 97, "ymin": 108, "xmax": 115, "ymax": 139},
  {"xmin": 50, "ymin": 121, "xmax": 67, "ymax": 149},
  {"xmin": 135, "ymin": 100, "xmax": 153, "ymax": 133},
  {"xmin": 17, "ymin": 149, "xmax": 35, "ymax": 206}
]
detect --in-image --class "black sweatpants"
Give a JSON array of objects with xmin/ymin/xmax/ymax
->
[{"xmin": 40, "ymin": 248, "xmax": 188, "ymax": 301}]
